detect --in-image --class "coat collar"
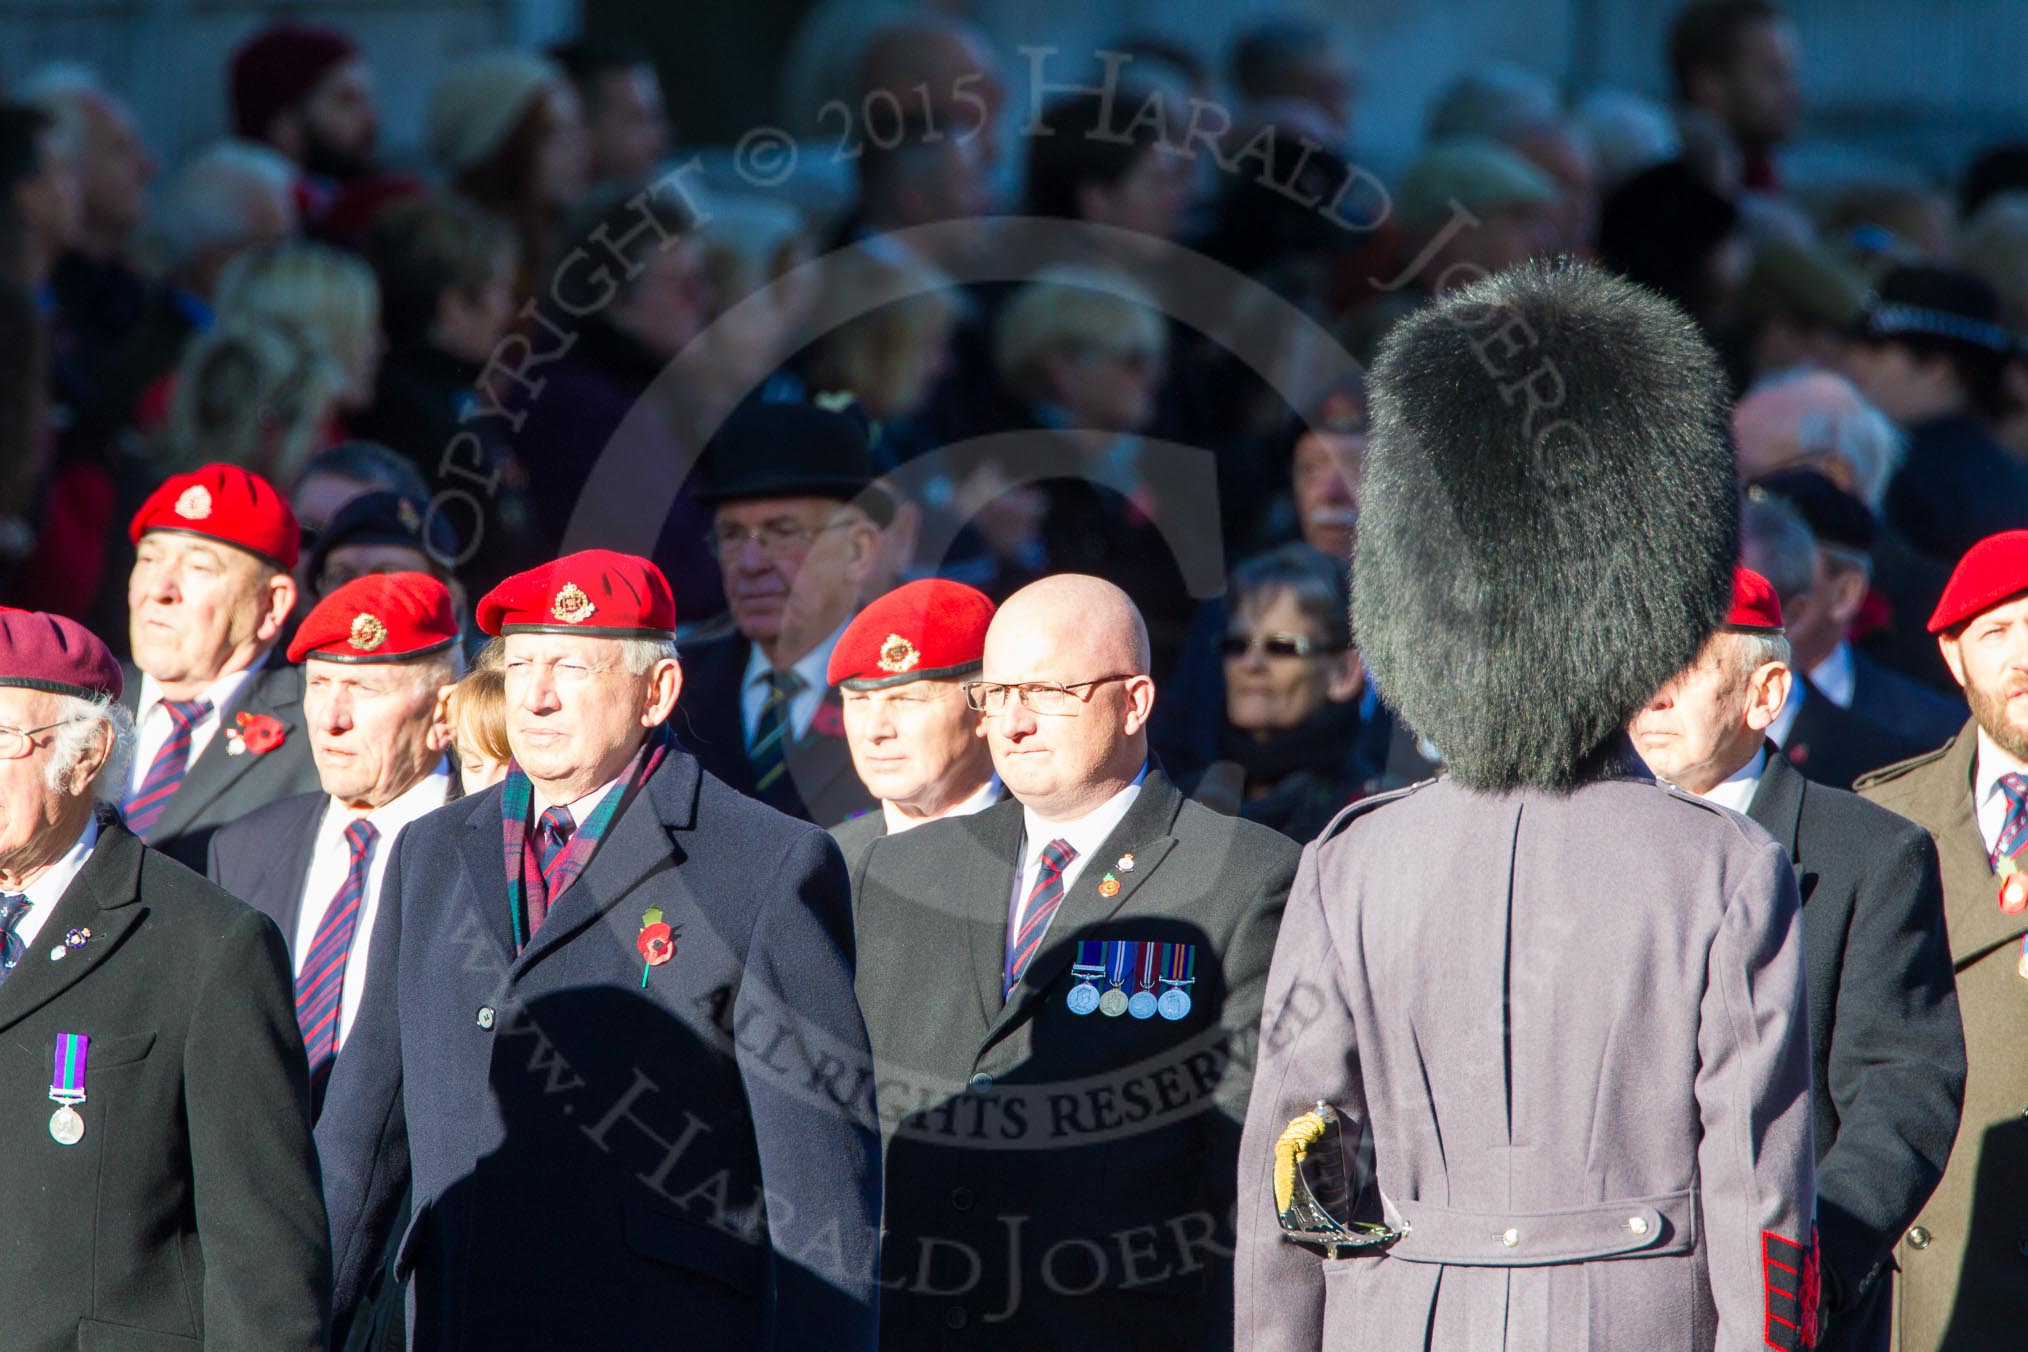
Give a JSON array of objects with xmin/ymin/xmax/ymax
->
[
  {"xmin": 0, "ymin": 809, "xmax": 146, "ymax": 1035},
  {"xmin": 1745, "ymin": 741, "xmax": 1805, "ymax": 864},
  {"xmin": 456, "ymin": 743, "xmax": 704, "ymax": 981}
]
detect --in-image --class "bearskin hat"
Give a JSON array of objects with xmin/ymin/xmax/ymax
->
[{"xmin": 1352, "ymin": 260, "xmax": 1736, "ymax": 792}]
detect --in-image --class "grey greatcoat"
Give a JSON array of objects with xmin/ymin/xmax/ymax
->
[{"xmin": 1236, "ymin": 765, "xmax": 1819, "ymax": 1350}]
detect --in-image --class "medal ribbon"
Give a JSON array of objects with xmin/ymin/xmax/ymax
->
[
  {"xmin": 1106, "ymin": 940, "xmax": 1133, "ymax": 988},
  {"xmin": 1164, "ymin": 942, "xmax": 1195, "ymax": 984},
  {"xmin": 50, "ymin": 1032, "xmax": 89, "ymax": 1105},
  {"xmin": 1137, "ymin": 941, "xmax": 1160, "ymax": 993},
  {"xmin": 1074, "ymin": 939, "xmax": 1105, "ymax": 974}
]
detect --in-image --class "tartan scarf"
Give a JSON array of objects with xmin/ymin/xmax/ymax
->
[{"xmin": 501, "ymin": 724, "xmax": 670, "ymax": 950}]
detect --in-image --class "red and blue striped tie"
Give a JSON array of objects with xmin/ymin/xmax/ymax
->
[
  {"xmin": 1993, "ymin": 773, "xmax": 2028, "ymax": 866},
  {"xmin": 1006, "ymin": 838, "xmax": 1078, "ymax": 995},
  {"xmin": 122, "ymin": 698, "xmax": 211, "ymax": 840},
  {"xmin": 296, "ymin": 818, "xmax": 378, "ymax": 1110}
]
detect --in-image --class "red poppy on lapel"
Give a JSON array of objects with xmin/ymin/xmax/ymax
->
[
  {"xmin": 1999, "ymin": 868, "xmax": 2028, "ymax": 916},
  {"xmin": 810, "ymin": 700, "xmax": 847, "ymax": 739},
  {"xmin": 637, "ymin": 922, "xmax": 675, "ymax": 965},
  {"xmin": 224, "ymin": 711, "xmax": 286, "ymax": 756}
]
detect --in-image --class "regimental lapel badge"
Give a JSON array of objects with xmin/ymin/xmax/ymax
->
[
  {"xmin": 1097, "ymin": 871, "xmax": 1120, "ymax": 898},
  {"xmin": 1116, "ymin": 853, "xmax": 1135, "ymax": 872},
  {"xmin": 637, "ymin": 908, "xmax": 676, "ymax": 987}
]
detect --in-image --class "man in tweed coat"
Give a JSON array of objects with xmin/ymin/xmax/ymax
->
[{"xmin": 1236, "ymin": 262, "xmax": 1820, "ymax": 1350}]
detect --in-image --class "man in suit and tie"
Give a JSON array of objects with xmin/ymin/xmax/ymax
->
[
  {"xmin": 829, "ymin": 578, "xmax": 1002, "ymax": 875},
  {"xmin": 315, "ymin": 548, "xmax": 880, "ymax": 1350},
  {"xmin": 1858, "ymin": 529, "xmax": 2028, "ymax": 1348},
  {"xmin": 0, "ymin": 607, "xmax": 329, "ymax": 1351},
  {"xmin": 1631, "ymin": 564, "xmax": 1965, "ymax": 1350},
  {"xmin": 209, "ymin": 571, "xmax": 463, "ymax": 1114},
  {"xmin": 677, "ymin": 401, "xmax": 886, "ymax": 826},
  {"xmin": 121, "ymin": 462, "xmax": 320, "ymax": 867},
  {"xmin": 852, "ymin": 573, "xmax": 1297, "ymax": 1347},
  {"xmin": 1751, "ymin": 467, "xmax": 1966, "ymax": 751},
  {"xmin": 1744, "ymin": 484, "xmax": 1927, "ymax": 787}
]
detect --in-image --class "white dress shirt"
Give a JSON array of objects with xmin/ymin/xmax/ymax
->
[
  {"xmin": 7, "ymin": 813, "xmax": 98, "ymax": 953},
  {"xmin": 1809, "ymin": 642, "xmax": 1857, "ymax": 709},
  {"xmin": 1692, "ymin": 746, "xmax": 1768, "ymax": 816},
  {"xmin": 127, "ymin": 662, "xmax": 263, "ymax": 798},
  {"xmin": 1972, "ymin": 727, "xmax": 2028, "ymax": 862},
  {"xmin": 882, "ymin": 774, "xmax": 1002, "ymax": 836},
  {"xmin": 292, "ymin": 764, "xmax": 450, "ymax": 1048},
  {"xmin": 739, "ymin": 619, "xmax": 852, "ymax": 745},
  {"xmin": 1010, "ymin": 763, "xmax": 1149, "ymax": 948}
]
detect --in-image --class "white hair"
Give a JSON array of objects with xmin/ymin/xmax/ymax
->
[
  {"xmin": 18, "ymin": 63, "xmax": 107, "ymax": 158},
  {"xmin": 620, "ymin": 639, "xmax": 680, "ymax": 675},
  {"xmin": 44, "ymin": 693, "xmax": 134, "ymax": 801},
  {"xmin": 1426, "ymin": 63, "xmax": 1561, "ymax": 143},
  {"xmin": 1751, "ymin": 366, "xmax": 1908, "ymax": 512},
  {"xmin": 1732, "ymin": 629, "xmax": 1793, "ymax": 678},
  {"xmin": 1574, "ymin": 88, "xmax": 1681, "ymax": 191},
  {"xmin": 157, "ymin": 140, "xmax": 297, "ymax": 267}
]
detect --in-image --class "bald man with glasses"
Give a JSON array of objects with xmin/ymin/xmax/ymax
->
[{"xmin": 851, "ymin": 573, "xmax": 1298, "ymax": 1350}]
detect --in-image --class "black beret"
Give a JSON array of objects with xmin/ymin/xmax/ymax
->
[{"xmin": 693, "ymin": 401, "xmax": 895, "ymax": 526}]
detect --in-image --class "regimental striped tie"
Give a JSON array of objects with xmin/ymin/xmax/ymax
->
[
  {"xmin": 296, "ymin": 818, "xmax": 378, "ymax": 1112},
  {"xmin": 122, "ymin": 698, "xmax": 212, "ymax": 840},
  {"xmin": 1006, "ymin": 838, "xmax": 1078, "ymax": 995},
  {"xmin": 1993, "ymin": 772, "xmax": 2028, "ymax": 866},
  {"xmin": 748, "ymin": 669, "xmax": 805, "ymax": 794},
  {"xmin": 0, "ymin": 894, "xmax": 31, "ymax": 989}
]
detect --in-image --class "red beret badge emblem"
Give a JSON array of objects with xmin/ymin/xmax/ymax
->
[
  {"xmin": 877, "ymin": 633, "xmax": 920, "ymax": 674},
  {"xmin": 349, "ymin": 613, "xmax": 388, "ymax": 652},
  {"xmin": 552, "ymin": 583, "xmax": 596, "ymax": 625},
  {"xmin": 174, "ymin": 485, "xmax": 212, "ymax": 520}
]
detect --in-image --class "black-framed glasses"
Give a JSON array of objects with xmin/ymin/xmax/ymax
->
[
  {"xmin": 960, "ymin": 675, "xmax": 1137, "ymax": 715},
  {"xmin": 1217, "ymin": 632, "xmax": 1343, "ymax": 659},
  {"xmin": 0, "ymin": 717, "xmax": 82, "ymax": 760},
  {"xmin": 704, "ymin": 519, "xmax": 855, "ymax": 560}
]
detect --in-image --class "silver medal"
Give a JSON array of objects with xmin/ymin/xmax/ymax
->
[
  {"xmin": 1067, "ymin": 982, "xmax": 1101, "ymax": 1016},
  {"xmin": 1158, "ymin": 987, "xmax": 1193, "ymax": 1021},
  {"xmin": 1128, "ymin": 990, "xmax": 1159, "ymax": 1020},
  {"xmin": 49, "ymin": 1104, "xmax": 84, "ymax": 1146}
]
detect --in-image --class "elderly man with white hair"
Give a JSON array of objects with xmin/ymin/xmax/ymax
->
[{"xmin": 0, "ymin": 606, "xmax": 330, "ymax": 1350}]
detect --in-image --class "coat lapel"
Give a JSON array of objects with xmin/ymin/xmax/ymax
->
[
  {"xmin": 145, "ymin": 663, "xmax": 303, "ymax": 844},
  {"xmin": 982, "ymin": 771, "xmax": 1185, "ymax": 1046},
  {"xmin": 959, "ymin": 801, "xmax": 1028, "ymax": 1025},
  {"xmin": 508, "ymin": 752, "xmax": 701, "ymax": 983},
  {"xmin": 0, "ymin": 813, "xmax": 148, "ymax": 1036},
  {"xmin": 255, "ymin": 795, "xmax": 327, "ymax": 950},
  {"xmin": 1745, "ymin": 745, "xmax": 1805, "ymax": 867},
  {"xmin": 454, "ymin": 792, "xmax": 520, "ymax": 972},
  {"xmin": 1921, "ymin": 728, "xmax": 2025, "ymax": 967}
]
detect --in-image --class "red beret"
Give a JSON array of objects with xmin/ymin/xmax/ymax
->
[
  {"xmin": 1929, "ymin": 530, "xmax": 2028, "ymax": 633},
  {"xmin": 1722, "ymin": 566, "xmax": 1784, "ymax": 634},
  {"xmin": 231, "ymin": 23, "xmax": 360, "ymax": 140},
  {"xmin": 828, "ymin": 579, "xmax": 996, "ymax": 691},
  {"xmin": 130, "ymin": 464, "xmax": 301, "ymax": 571},
  {"xmin": 0, "ymin": 608, "xmax": 122, "ymax": 701},
  {"xmin": 288, "ymin": 572, "xmax": 458, "ymax": 664},
  {"xmin": 475, "ymin": 550, "xmax": 676, "ymax": 640}
]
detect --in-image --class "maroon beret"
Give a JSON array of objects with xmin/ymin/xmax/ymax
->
[
  {"xmin": 0, "ymin": 608, "xmax": 123, "ymax": 701},
  {"xmin": 828, "ymin": 579, "xmax": 996, "ymax": 691},
  {"xmin": 231, "ymin": 23, "xmax": 360, "ymax": 140},
  {"xmin": 1722, "ymin": 566, "xmax": 1784, "ymax": 634},
  {"xmin": 288, "ymin": 572, "xmax": 458, "ymax": 664},
  {"xmin": 476, "ymin": 550, "xmax": 676, "ymax": 639},
  {"xmin": 130, "ymin": 463, "xmax": 301, "ymax": 571},
  {"xmin": 1929, "ymin": 530, "xmax": 2028, "ymax": 633}
]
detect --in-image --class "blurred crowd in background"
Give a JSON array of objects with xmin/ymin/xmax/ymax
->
[{"xmin": 3, "ymin": 0, "xmax": 2025, "ymax": 832}]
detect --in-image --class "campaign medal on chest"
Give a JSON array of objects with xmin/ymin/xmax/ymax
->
[
  {"xmin": 1158, "ymin": 942, "xmax": 1197, "ymax": 1021},
  {"xmin": 48, "ymin": 1032, "xmax": 89, "ymax": 1146},
  {"xmin": 1098, "ymin": 940, "xmax": 1133, "ymax": 1017},
  {"xmin": 1128, "ymin": 942, "xmax": 1162, "ymax": 1020},
  {"xmin": 1067, "ymin": 940, "xmax": 1105, "ymax": 1015}
]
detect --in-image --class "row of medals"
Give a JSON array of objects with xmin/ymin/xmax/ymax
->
[{"xmin": 1067, "ymin": 973, "xmax": 1192, "ymax": 1021}]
